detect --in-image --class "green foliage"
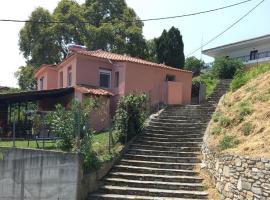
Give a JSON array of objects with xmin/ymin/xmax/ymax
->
[
  {"xmin": 52, "ymin": 0, "xmax": 86, "ymax": 57},
  {"xmin": 18, "ymin": 0, "xmax": 148, "ymax": 70},
  {"xmin": 46, "ymin": 99, "xmax": 96, "ymax": 151},
  {"xmin": 219, "ymin": 115, "xmax": 231, "ymax": 128},
  {"xmin": 80, "ymin": 132, "xmax": 99, "ymax": 171},
  {"xmin": 230, "ymin": 64, "xmax": 270, "ymax": 91},
  {"xmin": 193, "ymin": 73, "xmax": 219, "ymax": 97},
  {"xmin": 19, "ymin": 7, "xmax": 61, "ymax": 67},
  {"xmin": 212, "ymin": 112, "xmax": 221, "ymax": 123},
  {"xmin": 236, "ymin": 101, "xmax": 251, "ymax": 122},
  {"xmin": 219, "ymin": 135, "xmax": 239, "ymax": 150},
  {"xmin": 155, "ymin": 26, "xmax": 185, "ymax": 69},
  {"xmin": 241, "ymin": 122, "xmax": 252, "ymax": 136},
  {"xmin": 212, "ymin": 57, "xmax": 244, "ymax": 79},
  {"xmin": 146, "ymin": 39, "xmax": 158, "ymax": 63},
  {"xmin": 184, "ymin": 56, "xmax": 204, "ymax": 76},
  {"xmin": 14, "ymin": 65, "xmax": 36, "ymax": 90},
  {"xmin": 114, "ymin": 93, "xmax": 148, "ymax": 144},
  {"xmin": 211, "ymin": 126, "xmax": 222, "ymax": 135}
]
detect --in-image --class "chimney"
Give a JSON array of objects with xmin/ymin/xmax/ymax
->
[{"xmin": 67, "ymin": 44, "xmax": 87, "ymax": 55}]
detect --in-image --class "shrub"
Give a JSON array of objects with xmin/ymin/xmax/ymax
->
[
  {"xmin": 236, "ymin": 101, "xmax": 251, "ymax": 122},
  {"xmin": 212, "ymin": 57, "xmax": 244, "ymax": 79},
  {"xmin": 114, "ymin": 93, "xmax": 148, "ymax": 144},
  {"xmin": 219, "ymin": 115, "xmax": 231, "ymax": 128},
  {"xmin": 241, "ymin": 122, "xmax": 252, "ymax": 136},
  {"xmin": 184, "ymin": 56, "xmax": 204, "ymax": 76},
  {"xmin": 193, "ymin": 73, "xmax": 219, "ymax": 97},
  {"xmin": 212, "ymin": 112, "xmax": 221, "ymax": 123},
  {"xmin": 211, "ymin": 126, "xmax": 222, "ymax": 135},
  {"xmin": 46, "ymin": 99, "xmax": 97, "ymax": 151},
  {"xmin": 219, "ymin": 135, "xmax": 239, "ymax": 150},
  {"xmin": 230, "ymin": 64, "xmax": 270, "ymax": 91}
]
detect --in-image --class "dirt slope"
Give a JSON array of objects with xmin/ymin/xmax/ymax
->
[{"xmin": 208, "ymin": 71, "xmax": 270, "ymax": 158}]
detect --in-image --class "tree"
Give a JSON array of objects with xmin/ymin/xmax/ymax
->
[
  {"xmin": 15, "ymin": 65, "xmax": 37, "ymax": 90},
  {"xmin": 145, "ymin": 39, "xmax": 158, "ymax": 62},
  {"xmin": 52, "ymin": 0, "xmax": 86, "ymax": 57},
  {"xmin": 212, "ymin": 57, "xmax": 244, "ymax": 79},
  {"xmin": 184, "ymin": 56, "xmax": 204, "ymax": 76},
  {"xmin": 19, "ymin": 7, "xmax": 61, "ymax": 67},
  {"xmin": 18, "ymin": 0, "xmax": 148, "ymax": 70},
  {"xmin": 155, "ymin": 26, "xmax": 185, "ymax": 68},
  {"xmin": 83, "ymin": 0, "xmax": 147, "ymax": 58},
  {"xmin": 18, "ymin": 0, "xmax": 148, "ymax": 89}
]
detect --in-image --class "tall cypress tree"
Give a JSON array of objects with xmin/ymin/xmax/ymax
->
[{"xmin": 155, "ymin": 26, "xmax": 185, "ymax": 69}]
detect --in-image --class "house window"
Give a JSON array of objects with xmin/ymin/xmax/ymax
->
[
  {"xmin": 250, "ymin": 50, "xmax": 258, "ymax": 60},
  {"xmin": 166, "ymin": 75, "xmax": 176, "ymax": 81},
  {"xmin": 40, "ymin": 77, "xmax": 44, "ymax": 90},
  {"xmin": 99, "ymin": 69, "xmax": 111, "ymax": 89},
  {"xmin": 115, "ymin": 71, "xmax": 119, "ymax": 88},
  {"xmin": 60, "ymin": 71, "xmax": 63, "ymax": 88},
  {"xmin": 67, "ymin": 67, "xmax": 72, "ymax": 87}
]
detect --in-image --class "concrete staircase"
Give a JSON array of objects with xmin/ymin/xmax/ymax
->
[{"xmin": 89, "ymin": 79, "xmax": 231, "ymax": 200}]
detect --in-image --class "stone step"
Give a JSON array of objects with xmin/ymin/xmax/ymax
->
[
  {"xmin": 112, "ymin": 165, "xmax": 199, "ymax": 176},
  {"xmin": 107, "ymin": 172, "xmax": 203, "ymax": 183},
  {"xmin": 134, "ymin": 140, "xmax": 202, "ymax": 147},
  {"xmin": 99, "ymin": 186, "xmax": 208, "ymax": 199},
  {"xmin": 147, "ymin": 124, "xmax": 204, "ymax": 130},
  {"xmin": 145, "ymin": 128, "xmax": 204, "ymax": 135},
  {"xmin": 127, "ymin": 148, "xmax": 200, "ymax": 157},
  {"xmin": 89, "ymin": 193, "xmax": 206, "ymax": 200},
  {"xmin": 119, "ymin": 159, "xmax": 197, "ymax": 170},
  {"xmin": 142, "ymin": 132, "xmax": 204, "ymax": 139},
  {"xmin": 130, "ymin": 144, "xmax": 201, "ymax": 152},
  {"xmin": 139, "ymin": 136, "xmax": 203, "ymax": 143},
  {"xmin": 151, "ymin": 118, "xmax": 201, "ymax": 123},
  {"xmin": 123, "ymin": 154, "xmax": 200, "ymax": 163},
  {"xmin": 104, "ymin": 178, "xmax": 204, "ymax": 191},
  {"xmin": 149, "ymin": 121, "xmax": 206, "ymax": 127}
]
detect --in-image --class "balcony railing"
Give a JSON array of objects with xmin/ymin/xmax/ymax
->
[{"xmin": 235, "ymin": 51, "xmax": 270, "ymax": 63}]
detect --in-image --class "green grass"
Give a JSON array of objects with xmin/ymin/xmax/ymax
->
[
  {"xmin": 230, "ymin": 64, "xmax": 270, "ymax": 91},
  {"xmin": 0, "ymin": 140, "xmax": 57, "ymax": 150},
  {"xmin": 92, "ymin": 131, "xmax": 122, "ymax": 163},
  {"xmin": 193, "ymin": 73, "xmax": 219, "ymax": 97},
  {"xmin": 219, "ymin": 135, "xmax": 239, "ymax": 150}
]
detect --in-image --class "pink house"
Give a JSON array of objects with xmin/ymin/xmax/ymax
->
[{"xmin": 34, "ymin": 47, "xmax": 192, "ymax": 131}]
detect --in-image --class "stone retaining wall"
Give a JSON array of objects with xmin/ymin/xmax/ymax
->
[{"xmin": 202, "ymin": 143, "xmax": 270, "ymax": 200}]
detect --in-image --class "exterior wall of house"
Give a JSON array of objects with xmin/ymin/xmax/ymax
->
[
  {"xmin": 84, "ymin": 95, "xmax": 111, "ymax": 132},
  {"xmin": 35, "ymin": 68, "xmax": 58, "ymax": 90},
  {"xmin": 123, "ymin": 62, "xmax": 192, "ymax": 105},
  {"xmin": 57, "ymin": 56, "xmax": 77, "ymax": 88}
]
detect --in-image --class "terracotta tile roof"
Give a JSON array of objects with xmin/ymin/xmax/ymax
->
[
  {"xmin": 77, "ymin": 50, "xmax": 191, "ymax": 73},
  {"xmin": 0, "ymin": 86, "xmax": 9, "ymax": 90},
  {"xmin": 75, "ymin": 85, "xmax": 113, "ymax": 96}
]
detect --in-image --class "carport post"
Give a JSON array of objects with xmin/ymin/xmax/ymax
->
[{"xmin": 12, "ymin": 112, "xmax": 16, "ymax": 148}]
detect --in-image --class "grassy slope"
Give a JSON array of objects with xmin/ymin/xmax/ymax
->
[{"xmin": 208, "ymin": 70, "xmax": 270, "ymax": 158}]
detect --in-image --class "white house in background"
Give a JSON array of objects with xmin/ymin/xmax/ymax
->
[{"xmin": 202, "ymin": 34, "xmax": 270, "ymax": 66}]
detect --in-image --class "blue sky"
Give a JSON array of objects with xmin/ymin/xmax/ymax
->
[{"xmin": 0, "ymin": 0, "xmax": 269, "ymax": 87}]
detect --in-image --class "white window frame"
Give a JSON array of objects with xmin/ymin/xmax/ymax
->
[
  {"xmin": 67, "ymin": 67, "xmax": 72, "ymax": 87},
  {"xmin": 40, "ymin": 77, "xmax": 44, "ymax": 90},
  {"xmin": 99, "ymin": 69, "xmax": 111, "ymax": 89}
]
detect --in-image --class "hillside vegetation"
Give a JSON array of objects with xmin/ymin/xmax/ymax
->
[{"xmin": 208, "ymin": 65, "xmax": 270, "ymax": 158}]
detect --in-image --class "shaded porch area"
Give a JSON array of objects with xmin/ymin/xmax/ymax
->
[{"xmin": 0, "ymin": 88, "xmax": 74, "ymax": 138}]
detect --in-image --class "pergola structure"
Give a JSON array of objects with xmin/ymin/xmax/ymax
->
[{"xmin": 0, "ymin": 88, "xmax": 74, "ymax": 138}]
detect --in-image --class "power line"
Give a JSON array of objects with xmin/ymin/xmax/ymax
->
[
  {"xmin": 187, "ymin": 0, "xmax": 265, "ymax": 57},
  {"xmin": 0, "ymin": 0, "xmax": 253, "ymax": 24}
]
